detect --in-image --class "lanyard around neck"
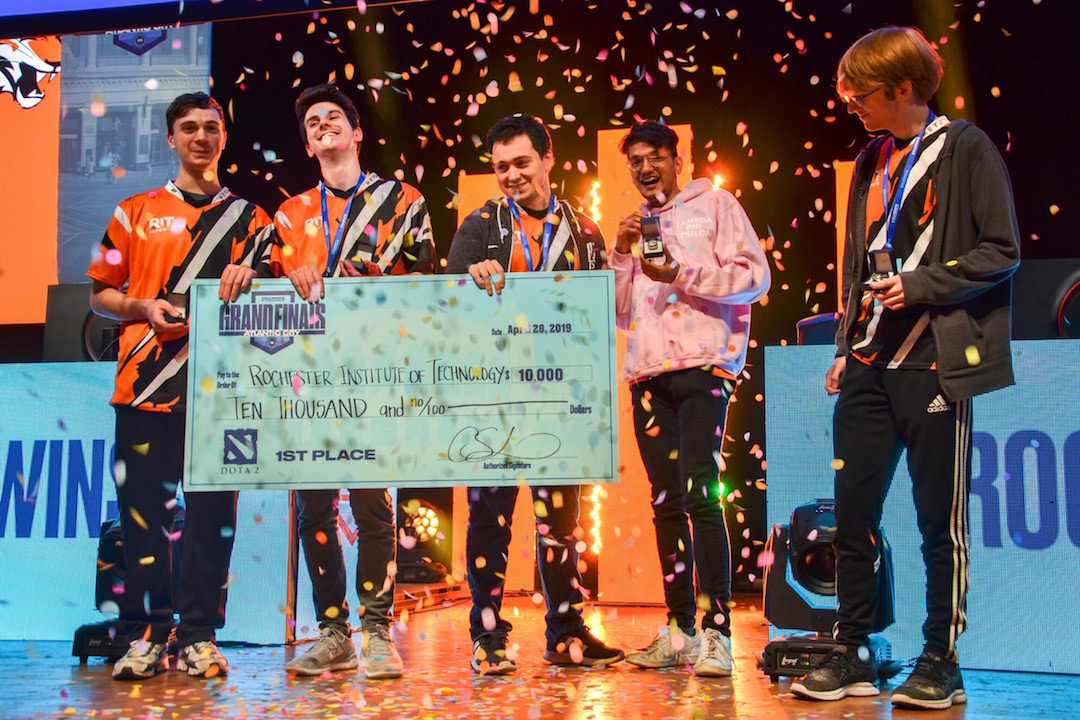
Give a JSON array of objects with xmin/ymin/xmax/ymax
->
[
  {"xmin": 881, "ymin": 111, "xmax": 935, "ymax": 252},
  {"xmin": 320, "ymin": 173, "xmax": 365, "ymax": 276},
  {"xmin": 507, "ymin": 195, "xmax": 557, "ymax": 272}
]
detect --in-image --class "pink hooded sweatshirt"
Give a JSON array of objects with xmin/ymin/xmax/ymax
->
[{"xmin": 611, "ymin": 177, "xmax": 771, "ymax": 383}]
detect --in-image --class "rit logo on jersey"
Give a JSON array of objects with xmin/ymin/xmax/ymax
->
[{"xmin": 146, "ymin": 216, "xmax": 180, "ymax": 234}]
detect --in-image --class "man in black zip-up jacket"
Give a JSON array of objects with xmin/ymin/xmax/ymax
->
[
  {"xmin": 791, "ymin": 27, "xmax": 1019, "ymax": 711},
  {"xmin": 446, "ymin": 114, "xmax": 621, "ymax": 676}
]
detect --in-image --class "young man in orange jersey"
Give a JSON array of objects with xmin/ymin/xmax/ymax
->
[
  {"xmin": 445, "ymin": 114, "xmax": 622, "ymax": 675},
  {"xmin": 791, "ymin": 27, "xmax": 1019, "ymax": 709},
  {"xmin": 88, "ymin": 92, "xmax": 274, "ymax": 680},
  {"xmin": 270, "ymin": 83, "xmax": 434, "ymax": 679}
]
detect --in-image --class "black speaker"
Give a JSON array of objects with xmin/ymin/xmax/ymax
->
[
  {"xmin": 796, "ymin": 312, "xmax": 840, "ymax": 346},
  {"xmin": 1011, "ymin": 258, "xmax": 1080, "ymax": 339},
  {"xmin": 43, "ymin": 283, "xmax": 119, "ymax": 361},
  {"xmin": 95, "ymin": 512, "xmax": 185, "ymax": 614}
]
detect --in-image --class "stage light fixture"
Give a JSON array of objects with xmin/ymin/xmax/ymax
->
[
  {"xmin": 403, "ymin": 501, "xmax": 440, "ymax": 544},
  {"xmin": 395, "ymin": 490, "xmax": 452, "ymax": 584},
  {"xmin": 760, "ymin": 499, "xmax": 902, "ymax": 682}
]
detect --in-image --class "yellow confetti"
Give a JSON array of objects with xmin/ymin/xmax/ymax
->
[
  {"xmin": 533, "ymin": 500, "xmax": 549, "ymax": 518},
  {"xmin": 831, "ymin": 458, "xmax": 845, "ymax": 471},
  {"xmin": 132, "ymin": 443, "xmax": 150, "ymax": 456},
  {"xmin": 129, "ymin": 507, "xmax": 148, "ymax": 529},
  {"xmin": 965, "ymin": 345, "xmax": 981, "ymax": 366}
]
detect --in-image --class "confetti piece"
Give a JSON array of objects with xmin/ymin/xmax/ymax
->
[
  {"xmin": 129, "ymin": 507, "xmax": 147, "ymax": 529},
  {"xmin": 965, "ymin": 345, "xmax": 981, "ymax": 366}
]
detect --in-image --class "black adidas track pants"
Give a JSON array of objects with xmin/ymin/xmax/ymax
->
[{"xmin": 831, "ymin": 358, "xmax": 972, "ymax": 662}]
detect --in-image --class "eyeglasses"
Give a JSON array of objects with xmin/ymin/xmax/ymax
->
[
  {"xmin": 839, "ymin": 87, "xmax": 881, "ymax": 107},
  {"xmin": 627, "ymin": 154, "xmax": 672, "ymax": 171}
]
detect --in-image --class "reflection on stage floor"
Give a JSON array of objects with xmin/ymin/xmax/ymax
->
[{"xmin": 4, "ymin": 595, "xmax": 1074, "ymax": 719}]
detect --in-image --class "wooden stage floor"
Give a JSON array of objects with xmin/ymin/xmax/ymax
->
[{"xmin": 4, "ymin": 595, "xmax": 1075, "ymax": 719}]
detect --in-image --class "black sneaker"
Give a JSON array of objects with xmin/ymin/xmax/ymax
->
[
  {"xmin": 891, "ymin": 651, "xmax": 966, "ymax": 710},
  {"xmin": 471, "ymin": 634, "xmax": 516, "ymax": 675},
  {"xmin": 791, "ymin": 646, "xmax": 879, "ymax": 701},
  {"xmin": 544, "ymin": 627, "xmax": 625, "ymax": 667}
]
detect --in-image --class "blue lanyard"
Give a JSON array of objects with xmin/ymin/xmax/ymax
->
[
  {"xmin": 881, "ymin": 111, "xmax": 935, "ymax": 252},
  {"xmin": 320, "ymin": 173, "xmax": 365, "ymax": 276},
  {"xmin": 507, "ymin": 195, "xmax": 557, "ymax": 272}
]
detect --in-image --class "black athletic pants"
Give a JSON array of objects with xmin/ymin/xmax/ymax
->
[
  {"xmin": 466, "ymin": 485, "xmax": 585, "ymax": 646},
  {"xmin": 113, "ymin": 406, "xmax": 237, "ymax": 646},
  {"xmin": 832, "ymin": 359, "xmax": 972, "ymax": 661},
  {"xmin": 630, "ymin": 367, "xmax": 733, "ymax": 636}
]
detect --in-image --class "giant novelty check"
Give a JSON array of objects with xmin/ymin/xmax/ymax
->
[{"xmin": 183, "ymin": 272, "xmax": 617, "ymax": 490}]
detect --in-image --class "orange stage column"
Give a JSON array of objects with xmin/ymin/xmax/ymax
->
[{"xmin": 833, "ymin": 160, "xmax": 855, "ymax": 311}]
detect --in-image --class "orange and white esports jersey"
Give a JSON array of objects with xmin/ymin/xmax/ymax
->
[
  {"xmin": 271, "ymin": 171, "xmax": 434, "ymax": 278},
  {"xmin": 87, "ymin": 181, "xmax": 273, "ymax": 413}
]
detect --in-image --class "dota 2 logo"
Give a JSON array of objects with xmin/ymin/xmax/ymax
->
[{"xmin": 0, "ymin": 39, "xmax": 60, "ymax": 110}]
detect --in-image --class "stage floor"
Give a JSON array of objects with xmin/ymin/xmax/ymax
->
[{"xmin": 4, "ymin": 595, "xmax": 1074, "ymax": 719}]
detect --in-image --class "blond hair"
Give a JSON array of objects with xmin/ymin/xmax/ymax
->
[{"xmin": 837, "ymin": 26, "xmax": 943, "ymax": 101}]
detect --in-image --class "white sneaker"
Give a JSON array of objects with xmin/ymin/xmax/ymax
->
[
  {"xmin": 112, "ymin": 639, "xmax": 168, "ymax": 680},
  {"xmin": 176, "ymin": 640, "xmax": 229, "ymax": 678},
  {"xmin": 286, "ymin": 626, "xmax": 358, "ymax": 676},
  {"xmin": 693, "ymin": 628, "xmax": 732, "ymax": 677},
  {"xmin": 625, "ymin": 626, "xmax": 701, "ymax": 668},
  {"xmin": 360, "ymin": 625, "xmax": 403, "ymax": 679}
]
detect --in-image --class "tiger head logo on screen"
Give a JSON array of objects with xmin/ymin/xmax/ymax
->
[{"xmin": 0, "ymin": 39, "xmax": 60, "ymax": 110}]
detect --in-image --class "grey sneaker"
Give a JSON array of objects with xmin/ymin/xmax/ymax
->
[
  {"xmin": 891, "ymin": 651, "xmax": 966, "ymax": 710},
  {"xmin": 112, "ymin": 639, "xmax": 168, "ymax": 680},
  {"xmin": 693, "ymin": 628, "xmax": 733, "ymax": 677},
  {"xmin": 626, "ymin": 626, "xmax": 701, "ymax": 668},
  {"xmin": 791, "ymin": 646, "xmax": 878, "ymax": 701},
  {"xmin": 176, "ymin": 640, "xmax": 229, "ymax": 678},
  {"xmin": 360, "ymin": 624, "xmax": 403, "ymax": 679},
  {"xmin": 286, "ymin": 626, "xmax": 358, "ymax": 676}
]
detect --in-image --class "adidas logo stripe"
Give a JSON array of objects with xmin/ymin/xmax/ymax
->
[{"xmin": 927, "ymin": 394, "xmax": 951, "ymax": 414}]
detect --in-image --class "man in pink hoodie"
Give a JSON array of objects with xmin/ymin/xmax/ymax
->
[{"xmin": 611, "ymin": 120, "xmax": 770, "ymax": 676}]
